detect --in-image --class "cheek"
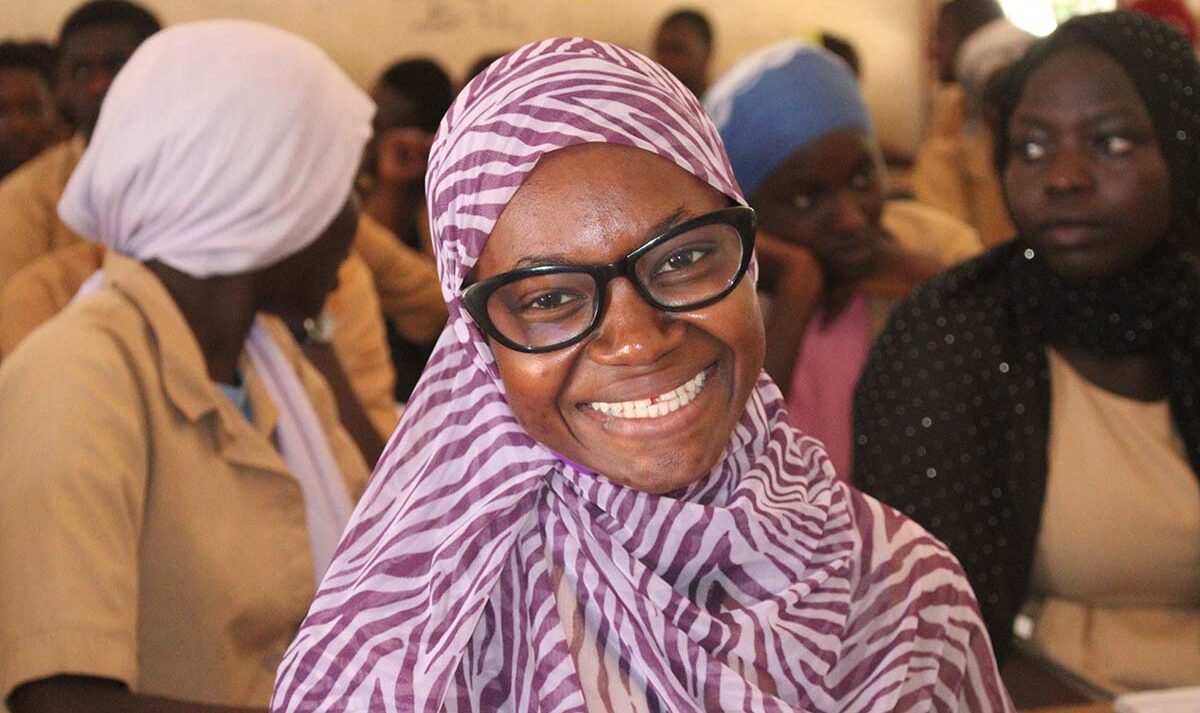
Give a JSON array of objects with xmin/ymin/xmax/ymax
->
[
  {"xmin": 493, "ymin": 346, "xmax": 574, "ymax": 441},
  {"xmin": 704, "ymin": 283, "xmax": 765, "ymax": 383}
]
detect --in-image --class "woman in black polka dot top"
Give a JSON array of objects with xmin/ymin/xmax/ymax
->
[{"xmin": 854, "ymin": 10, "xmax": 1200, "ymax": 694}]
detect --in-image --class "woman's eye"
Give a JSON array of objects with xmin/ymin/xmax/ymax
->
[
  {"xmin": 658, "ymin": 247, "xmax": 710, "ymax": 274},
  {"xmin": 520, "ymin": 290, "xmax": 583, "ymax": 313},
  {"xmin": 1097, "ymin": 134, "xmax": 1134, "ymax": 156},
  {"xmin": 1013, "ymin": 140, "xmax": 1047, "ymax": 162},
  {"xmin": 850, "ymin": 166, "xmax": 878, "ymax": 191},
  {"xmin": 792, "ymin": 193, "xmax": 815, "ymax": 212}
]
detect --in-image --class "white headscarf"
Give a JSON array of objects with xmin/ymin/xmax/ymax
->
[
  {"xmin": 60, "ymin": 19, "xmax": 374, "ymax": 581},
  {"xmin": 58, "ymin": 19, "xmax": 373, "ymax": 277}
]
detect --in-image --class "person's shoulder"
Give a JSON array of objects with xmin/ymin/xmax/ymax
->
[
  {"xmin": 0, "ymin": 139, "xmax": 79, "ymax": 198},
  {"xmin": 883, "ymin": 199, "xmax": 984, "ymax": 266},
  {"xmin": 2, "ymin": 285, "xmax": 149, "ymax": 380},
  {"xmin": 882, "ymin": 242, "xmax": 1016, "ymax": 332}
]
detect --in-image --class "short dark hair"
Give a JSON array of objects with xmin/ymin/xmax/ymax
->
[
  {"xmin": 0, "ymin": 41, "xmax": 57, "ymax": 85},
  {"xmin": 58, "ymin": 0, "xmax": 162, "ymax": 47},
  {"xmin": 660, "ymin": 8, "xmax": 713, "ymax": 48},
  {"xmin": 939, "ymin": 0, "xmax": 1005, "ymax": 38},
  {"xmin": 820, "ymin": 32, "xmax": 860, "ymax": 77},
  {"xmin": 377, "ymin": 58, "xmax": 455, "ymax": 134}
]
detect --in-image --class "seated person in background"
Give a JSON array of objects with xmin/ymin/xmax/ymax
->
[
  {"xmin": 358, "ymin": 57, "xmax": 454, "ymax": 400},
  {"xmin": 652, "ymin": 7, "xmax": 713, "ymax": 98},
  {"xmin": 914, "ymin": 0, "xmax": 1023, "ymax": 247},
  {"xmin": 361, "ymin": 57, "xmax": 455, "ymax": 257},
  {"xmin": 0, "ymin": 238, "xmax": 397, "ymax": 464},
  {"xmin": 0, "ymin": 20, "xmax": 376, "ymax": 712},
  {"xmin": 704, "ymin": 40, "xmax": 981, "ymax": 479},
  {"xmin": 0, "ymin": 0, "xmax": 431, "ymax": 442},
  {"xmin": 0, "ymin": 0, "xmax": 160, "ymax": 287},
  {"xmin": 270, "ymin": 37, "xmax": 1012, "ymax": 713},
  {"xmin": 855, "ymin": 10, "xmax": 1200, "ymax": 693},
  {"xmin": 0, "ymin": 41, "xmax": 61, "ymax": 180}
]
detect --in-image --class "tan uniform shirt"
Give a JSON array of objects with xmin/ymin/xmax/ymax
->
[
  {"xmin": 0, "ymin": 254, "xmax": 369, "ymax": 708},
  {"xmin": 911, "ymin": 89, "xmax": 1015, "ymax": 248},
  {"xmin": 353, "ymin": 213, "xmax": 446, "ymax": 345},
  {"xmin": 0, "ymin": 138, "xmax": 86, "ymax": 288},
  {"xmin": 0, "ymin": 243, "xmax": 399, "ymax": 439},
  {"xmin": 1026, "ymin": 349, "xmax": 1200, "ymax": 693}
]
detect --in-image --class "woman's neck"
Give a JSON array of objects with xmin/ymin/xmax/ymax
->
[{"xmin": 146, "ymin": 261, "xmax": 259, "ymax": 384}]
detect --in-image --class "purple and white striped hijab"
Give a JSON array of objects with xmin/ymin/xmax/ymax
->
[{"xmin": 272, "ymin": 38, "xmax": 1012, "ymax": 712}]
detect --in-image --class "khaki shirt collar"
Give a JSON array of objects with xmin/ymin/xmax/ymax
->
[{"xmin": 101, "ymin": 253, "xmax": 288, "ymax": 475}]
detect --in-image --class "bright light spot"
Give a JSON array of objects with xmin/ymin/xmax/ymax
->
[
  {"xmin": 1000, "ymin": 0, "xmax": 1118, "ymax": 37},
  {"xmin": 1000, "ymin": 0, "xmax": 1060, "ymax": 36}
]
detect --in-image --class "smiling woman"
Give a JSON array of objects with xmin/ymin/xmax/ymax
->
[{"xmin": 271, "ymin": 38, "xmax": 1013, "ymax": 712}]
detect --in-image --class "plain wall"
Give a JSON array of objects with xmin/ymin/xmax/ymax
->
[{"xmin": 1, "ymin": 0, "xmax": 931, "ymax": 153}]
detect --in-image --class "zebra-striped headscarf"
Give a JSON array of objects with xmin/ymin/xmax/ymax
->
[{"xmin": 272, "ymin": 38, "xmax": 1012, "ymax": 713}]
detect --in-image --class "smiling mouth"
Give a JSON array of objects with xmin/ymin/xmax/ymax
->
[{"xmin": 586, "ymin": 366, "xmax": 712, "ymax": 419}]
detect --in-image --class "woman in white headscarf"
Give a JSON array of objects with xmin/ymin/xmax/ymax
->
[{"xmin": 0, "ymin": 20, "xmax": 373, "ymax": 712}]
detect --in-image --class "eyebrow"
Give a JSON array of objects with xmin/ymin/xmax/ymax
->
[{"xmin": 511, "ymin": 205, "xmax": 694, "ymax": 269}]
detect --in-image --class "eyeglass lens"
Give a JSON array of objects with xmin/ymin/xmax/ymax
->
[{"xmin": 484, "ymin": 221, "xmax": 745, "ymax": 350}]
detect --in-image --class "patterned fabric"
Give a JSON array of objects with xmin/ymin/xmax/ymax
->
[
  {"xmin": 855, "ymin": 10, "xmax": 1200, "ymax": 664},
  {"xmin": 272, "ymin": 38, "xmax": 1011, "ymax": 712}
]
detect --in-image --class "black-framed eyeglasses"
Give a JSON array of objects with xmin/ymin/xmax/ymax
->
[{"xmin": 462, "ymin": 206, "xmax": 756, "ymax": 353}]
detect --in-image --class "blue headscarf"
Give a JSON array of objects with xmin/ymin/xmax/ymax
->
[{"xmin": 704, "ymin": 40, "xmax": 872, "ymax": 198}]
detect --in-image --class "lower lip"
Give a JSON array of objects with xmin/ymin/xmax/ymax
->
[{"xmin": 1039, "ymin": 224, "xmax": 1105, "ymax": 249}]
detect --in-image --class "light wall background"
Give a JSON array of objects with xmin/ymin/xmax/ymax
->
[{"xmin": 1, "ymin": 0, "xmax": 933, "ymax": 154}]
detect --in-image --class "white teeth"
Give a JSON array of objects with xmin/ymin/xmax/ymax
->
[{"xmin": 587, "ymin": 368, "xmax": 709, "ymax": 419}]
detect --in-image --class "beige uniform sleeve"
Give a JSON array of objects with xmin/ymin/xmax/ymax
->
[
  {"xmin": 0, "ymin": 157, "xmax": 60, "ymax": 289},
  {"xmin": 911, "ymin": 134, "xmax": 972, "ymax": 226},
  {"xmin": 325, "ymin": 252, "xmax": 400, "ymax": 439},
  {"xmin": 352, "ymin": 215, "xmax": 446, "ymax": 345},
  {"xmin": 0, "ymin": 242, "xmax": 106, "ymax": 362},
  {"xmin": 0, "ymin": 317, "xmax": 147, "ymax": 702}
]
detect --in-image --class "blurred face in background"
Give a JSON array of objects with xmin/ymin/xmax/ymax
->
[
  {"xmin": 654, "ymin": 20, "xmax": 711, "ymax": 96},
  {"xmin": 0, "ymin": 67, "xmax": 57, "ymax": 176},
  {"xmin": 58, "ymin": 23, "xmax": 144, "ymax": 139}
]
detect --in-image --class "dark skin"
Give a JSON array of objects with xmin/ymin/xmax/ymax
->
[
  {"xmin": 7, "ymin": 202, "xmax": 380, "ymax": 713},
  {"xmin": 0, "ymin": 67, "xmax": 58, "ymax": 177},
  {"xmin": 57, "ymin": 23, "xmax": 144, "ymax": 140},
  {"xmin": 1003, "ymin": 46, "xmax": 1173, "ymax": 401},
  {"xmin": 362, "ymin": 84, "xmax": 434, "ymax": 256},
  {"xmin": 653, "ymin": 20, "xmax": 711, "ymax": 98},
  {"xmin": 751, "ymin": 128, "xmax": 942, "ymax": 396}
]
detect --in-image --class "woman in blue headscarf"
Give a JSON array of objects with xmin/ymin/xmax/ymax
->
[{"xmin": 705, "ymin": 40, "xmax": 981, "ymax": 480}]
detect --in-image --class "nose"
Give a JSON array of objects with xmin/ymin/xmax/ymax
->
[
  {"xmin": 585, "ymin": 279, "xmax": 686, "ymax": 366},
  {"xmin": 1045, "ymin": 146, "xmax": 1094, "ymax": 195},
  {"xmin": 829, "ymin": 189, "xmax": 870, "ymax": 235}
]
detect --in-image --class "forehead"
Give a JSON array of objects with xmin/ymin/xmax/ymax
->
[
  {"xmin": 61, "ymin": 24, "xmax": 143, "ymax": 61},
  {"xmin": 763, "ymin": 128, "xmax": 872, "ymax": 188},
  {"xmin": 657, "ymin": 22, "xmax": 704, "ymax": 48},
  {"xmin": 0, "ymin": 67, "xmax": 49, "ymax": 94},
  {"xmin": 370, "ymin": 84, "xmax": 419, "ymax": 129},
  {"xmin": 1013, "ymin": 44, "xmax": 1149, "ymax": 123},
  {"xmin": 478, "ymin": 143, "xmax": 727, "ymax": 274}
]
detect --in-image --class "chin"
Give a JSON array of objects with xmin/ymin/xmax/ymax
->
[{"xmin": 591, "ymin": 447, "xmax": 723, "ymax": 494}]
